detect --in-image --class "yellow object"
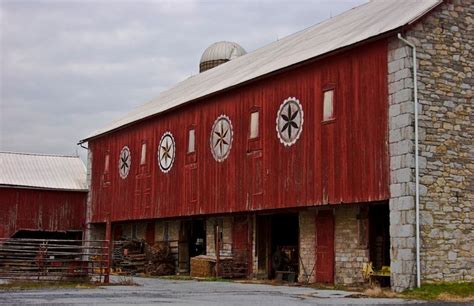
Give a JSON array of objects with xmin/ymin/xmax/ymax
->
[{"xmin": 362, "ymin": 262, "xmax": 374, "ymax": 280}]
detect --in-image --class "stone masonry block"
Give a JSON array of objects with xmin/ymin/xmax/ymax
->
[{"xmin": 390, "ymin": 113, "xmax": 412, "ymax": 130}]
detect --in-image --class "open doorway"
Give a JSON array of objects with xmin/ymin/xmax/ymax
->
[
  {"xmin": 256, "ymin": 213, "xmax": 299, "ymax": 281},
  {"xmin": 369, "ymin": 203, "xmax": 390, "ymax": 286},
  {"xmin": 178, "ymin": 219, "xmax": 206, "ymax": 274}
]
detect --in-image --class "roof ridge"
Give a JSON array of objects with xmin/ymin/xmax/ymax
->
[{"xmin": 0, "ymin": 151, "xmax": 80, "ymax": 158}]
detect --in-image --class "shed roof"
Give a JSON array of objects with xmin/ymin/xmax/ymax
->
[
  {"xmin": 81, "ymin": 0, "xmax": 441, "ymax": 142},
  {"xmin": 0, "ymin": 152, "xmax": 88, "ymax": 191}
]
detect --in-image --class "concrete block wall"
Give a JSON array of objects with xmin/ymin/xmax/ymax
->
[
  {"xmin": 334, "ymin": 207, "xmax": 369, "ymax": 286},
  {"xmin": 298, "ymin": 211, "xmax": 316, "ymax": 283}
]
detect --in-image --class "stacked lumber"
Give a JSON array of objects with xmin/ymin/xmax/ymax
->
[{"xmin": 112, "ymin": 240, "xmax": 146, "ymax": 274}]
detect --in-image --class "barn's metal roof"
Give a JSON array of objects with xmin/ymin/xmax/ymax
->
[
  {"xmin": 0, "ymin": 152, "xmax": 88, "ymax": 191},
  {"xmin": 81, "ymin": 0, "xmax": 442, "ymax": 142}
]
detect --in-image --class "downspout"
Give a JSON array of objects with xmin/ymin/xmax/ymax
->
[{"xmin": 397, "ymin": 33, "xmax": 421, "ymax": 288}]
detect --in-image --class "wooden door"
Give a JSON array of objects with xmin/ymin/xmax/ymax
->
[{"xmin": 316, "ymin": 210, "xmax": 335, "ymax": 283}]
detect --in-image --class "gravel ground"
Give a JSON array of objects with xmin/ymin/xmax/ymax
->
[{"xmin": 0, "ymin": 276, "xmax": 429, "ymax": 305}]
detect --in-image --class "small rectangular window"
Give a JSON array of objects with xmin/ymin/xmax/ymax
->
[
  {"xmin": 140, "ymin": 142, "xmax": 147, "ymax": 165},
  {"xmin": 188, "ymin": 129, "xmax": 195, "ymax": 153},
  {"xmin": 104, "ymin": 154, "xmax": 110, "ymax": 173},
  {"xmin": 249, "ymin": 111, "xmax": 259, "ymax": 139},
  {"xmin": 323, "ymin": 89, "xmax": 335, "ymax": 121}
]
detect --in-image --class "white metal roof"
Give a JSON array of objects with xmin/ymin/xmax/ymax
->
[
  {"xmin": 82, "ymin": 0, "xmax": 441, "ymax": 142},
  {"xmin": 200, "ymin": 41, "xmax": 247, "ymax": 63},
  {"xmin": 0, "ymin": 152, "xmax": 88, "ymax": 191}
]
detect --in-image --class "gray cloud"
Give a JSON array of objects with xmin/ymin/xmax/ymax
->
[{"xmin": 0, "ymin": 0, "xmax": 366, "ymax": 161}]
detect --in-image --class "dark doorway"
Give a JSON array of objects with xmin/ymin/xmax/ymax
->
[
  {"xmin": 315, "ymin": 210, "xmax": 335, "ymax": 284},
  {"xmin": 369, "ymin": 203, "xmax": 390, "ymax": 270},
  {"xmin": 12, "ymin": 230, "xmax": 82, "ymax": 240},
  {"xmin": 256, "ymin": 213, "xmax": 299, "ymax": 280},
  {"xmin": 178, "ymin": 220, "xmax": 206, "ymax": 274},
  {"xmin": 256, "ymin": 215, "xmax": 271, "ymax": 278}
]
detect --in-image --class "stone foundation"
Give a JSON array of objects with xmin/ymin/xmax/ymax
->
[
  {"xmin": 334, "ymin": 207, "xmax": 369, "ymax": 286},
  {"xmin": 298, "ymin": 211, "xmax": 316, "ymax": 283},
  {"xmin": 206, "ymin": 216, "xmax": 232, "ymax": 256}
]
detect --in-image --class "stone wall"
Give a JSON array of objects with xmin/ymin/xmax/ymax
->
[
  {"xmin": 206, "ymin": 217, "xmax": 232, "ymax": 256},
  {"xmin": 388, "ymin": 0, "xmax": 473, "ymax": 289},
  {"xmin": 334, "ymin": 207, "xmax": 369, "ymax": 286},
  {"xmin": 387, "ymin": 37, "xmax": 418, "ymax": 292},
  {"xmin": 298, "ymin": 211, "xmax": 316, "ymax": 283},
  {"xmin": 407, "ymin": 0, "xmax": 473, "ymax": 283},
  {"xmin": 153, "ymin": 220, "xmax": 179, "ymax": 242}
]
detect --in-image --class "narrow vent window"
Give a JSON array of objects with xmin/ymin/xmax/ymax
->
[
  {"xmin": 323, "ymin": 89, "xmax": 335, "ymax": 122},
  {"xmin": 140, "ymin": 142, "xmax": 147, "ymax": 165},
  {"xmin": 104, "ymin": 154, "xmax": 110, "ymax": 173},
  {"xmin": 249, "ymin": 111, "xmax": 259, "ymax": 139},
  {"xmin": 188, "ymin": 129, "xmax": 195, "ymax": 153}
]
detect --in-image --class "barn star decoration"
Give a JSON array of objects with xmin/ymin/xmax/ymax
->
[
  {"xmin": 276, "ymin": 97, "xmax": 304, "ymax": 146},
  {"xmin": 119, "ymin": 146, "xmax": 131, "ymax": 179},
  {"xmin": 210, "ymin": 115, "xmax": 233, "ymax": 162},
  {"xmin": 158, "ymin": 132, "xmax": 175, "ymax": 173}
]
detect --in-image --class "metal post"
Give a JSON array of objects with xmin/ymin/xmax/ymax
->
[
  {"xmin": 215, "ymin": 224, "xmax": 220, "ymax": 277},
  {"xmin": 104, "ymin": 218, "xmax": 112, "ymax": 284}
]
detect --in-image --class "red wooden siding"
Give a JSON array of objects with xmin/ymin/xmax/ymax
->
[
  {"xmin": 315, "ymin": 210, "xmax": 335, "ymax": 283},
  {"xmin": 0, "ymin": 188, "xmax": 87, "ymax": 239},
  {"xmin": 89, "ymin": 39, "xmax": 389, "ymax": 223}
]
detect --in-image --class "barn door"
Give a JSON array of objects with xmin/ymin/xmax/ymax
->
[{"xmin": 315, "ymin": 210, "xmax": 335, "ymax": 283}]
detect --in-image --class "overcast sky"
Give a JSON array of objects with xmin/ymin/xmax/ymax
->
[{"xmin": 1, "ymin": 0, "xmax": 366, "ymax": 161}]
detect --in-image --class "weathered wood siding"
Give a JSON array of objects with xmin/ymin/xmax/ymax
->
[
  {"xmin": 0, "ymin": 188, "xmax": 87, "ymax": 238},
  {"xmin": 89, "ymin": 39, "xmax": 389, "ymax": 223}
]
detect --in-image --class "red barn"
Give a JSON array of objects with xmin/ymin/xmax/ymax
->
[
  {"xmin": 79, "ymin": 0, "xmax": 474, "ymax": 291},
  {"xmin": 0, "ymin": 152, "xmax": 87, "ymax": 240}
]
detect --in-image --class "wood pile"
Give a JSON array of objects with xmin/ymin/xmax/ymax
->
[
  {"xmin": 144, "ymin": 242, "xmax": 175, "ymax": 276},
  {"xmin": 112, "ymin": 240, "xmax": 175, "ymax": 276},
  {"xmin": 220, "ymin": 250, "xmax": 248, "ymax": 279},
  {"xmin": 112, "ymin": 240, "xmax": 146, "ymax": 274}
]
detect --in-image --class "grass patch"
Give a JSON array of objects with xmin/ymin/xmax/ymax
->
[
  {"xmin": 195, "ymin": 277, "xmax": 232, "ymax": 282},
  {"xmin": 158, "ymin": 275, "xmax": 232, "ymax": 282},
  {"xmin": 158, "ymin": 275, "xmax": 195, "ymax": 281},
  {"xmin": 0, "ymin": 280, "xmax": 98, "ymax": 291},
  {"xmin": 402, "ymin": 282, "xmax": 474, "ymax": 301}
]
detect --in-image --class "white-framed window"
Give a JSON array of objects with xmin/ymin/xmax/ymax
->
[
  {"xmin": 323, "ymin": 89, "xmax": 335, "ymax": 122},
  {"xmin": 140, "ymin": 142, "xmax": 147, "ymax": 165},
  {"xmin": 249, "ymin": 111, "xmax": 259, "ymax": 139},
  {"xmin": 104, "ymin": 154, "xmax": 110, "ymax": 173},
  {"xmin": 188, "ymin": 128, "xmax": 195, "ymax": 153}
]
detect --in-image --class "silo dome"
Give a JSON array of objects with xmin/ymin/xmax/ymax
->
[{"xmin": 199, "ymin": 41, "xmax": 247, "ymax": 73}]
